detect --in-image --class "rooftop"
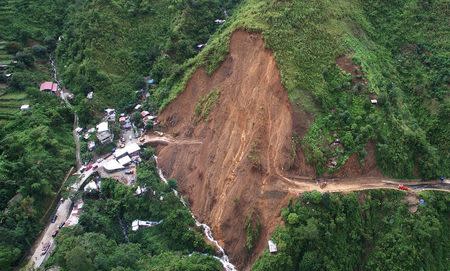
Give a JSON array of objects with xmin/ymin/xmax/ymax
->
[
  {"xmin": 96, "ymin": 122, "xmax": 109, "ymax": 133},
  {"xmin": 40, "ymin": 82, "xmax": 58, "ymax": 92}
]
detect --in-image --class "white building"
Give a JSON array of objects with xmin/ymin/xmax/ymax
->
[
  {"xmin": 131, "ymin": 220, "xmax": 162, "ymax": 231},
  {"xmin": 114, "ymin": 142, "xmax": 141, "ymax": 158},
  {"xmin": 268, "ymin": 240, "xmax": 278, "ymax": 253},
  {"xmin": 118, "ymin": 155, "xmax": 132, "ymax": 166},
  {"xmin": 20, "ymin": 104, "xmax": 30, "ymax": 111},
  {"xmin": 102, "ymin": 159, "xmax": 124, "ymax": 172},
  {"xmin": 96, "ymin": 122, "xmax": 113, "ymax": 144}
]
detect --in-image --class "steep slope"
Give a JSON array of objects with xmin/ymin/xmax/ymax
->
[{"xmin": 157, "ymin": 30, "xmax": 314, "ymax": 268}]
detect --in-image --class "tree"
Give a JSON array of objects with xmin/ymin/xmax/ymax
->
[{"xmin": 65, "ymin": 246, "xmax": 95, "ymax": 271}]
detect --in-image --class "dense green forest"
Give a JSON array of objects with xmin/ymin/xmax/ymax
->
[
  {"xmin": 46, "ymin": 151, "xmax": 222, "ymax": 271},
  {"xmin": 253, "ymin": 190, "xmax": 450, "ymax": 271}
]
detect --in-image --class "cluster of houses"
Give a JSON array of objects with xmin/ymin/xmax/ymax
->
[{"xmin": 103, "ymin": 142, "xmax": 141, "ymax": 173}]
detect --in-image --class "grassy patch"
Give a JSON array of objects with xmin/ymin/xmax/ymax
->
[{"xmin": 194, "ymin": 88, "xmax": 220, "ymax": 122}]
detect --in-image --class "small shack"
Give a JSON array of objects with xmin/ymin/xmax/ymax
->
[
  {"xmin": 20, "ymin": 104, "xmax": 30, "ymax": 111},
  {"xmin": 268, "ymin": 240, "xmax": 278, "ymax": 253}
]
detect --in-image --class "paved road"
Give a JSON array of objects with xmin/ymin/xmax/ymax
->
[{"xmin": 30, "ymin": 199, "xmax": 72, "ymax": 269}]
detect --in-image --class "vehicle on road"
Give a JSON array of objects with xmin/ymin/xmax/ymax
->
[
  {"xmin": 96, "ymin": 158, "xmax": 104, "ymax": 163},
  {"xmin": 398, "ymin": 184, "xmax": 410, "ymax": 191},
  {"xmin": 51, "ymin": 215, "xmax": 58, "ymax": 223},
  {"xmin": 51, "ymin": 230, "xmax": 59, "ymax": 237},
  {"xmin": 41, "ymin": 243, "xmax": 50, "ymax": 255},
  {"xmin": 58, "ymin": 222, "xmax": 65, "ymax": 229}
]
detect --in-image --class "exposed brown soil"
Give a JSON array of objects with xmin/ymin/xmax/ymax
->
[
  {"xmin": 157, "ymin": 30, "xmax": 312, "ymax": 269},
  {"xmin": 333, "ymin": 141, "xmax": 383, "ymax": 178},
  {"xmin": 336, "ymin": 55, "xmax": 368, "ymax": 85},
  {"xmin": 152, "ymin": 31, "xmax": 441, "ymax": 270}
]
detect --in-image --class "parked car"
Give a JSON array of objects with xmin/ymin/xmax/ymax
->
[
  {"xmin": 125, "ymin": 170, "xmax": 133, "ymax": 175},
  {"xmin": 80, "ymin": 166, "xmax": 86, "ymax": 173},
  {"xmin": 120, "ymin": 143, "xmax": 125, "ymax": 148},
  {"xmin": 86, "ymin": 163, "xmax": 93, "ymax": 171},
  {"xmin": 92, "ymin": 164, "xmax": 99, "ymax": 170},
  {"xmin": 120, "ymin": 137, "xmax": 125, "ymax": 143},
  {"xmin": 51, "ymin": 230, "xmax": 59, "ymax": 237},
  {"xmin": 398, "ymin": 184, "xmax": 410, "ymax": 191},
  {"xmin": 51, "ymin": 215, "xmax": 58, "ymax": 223},
  {"xmin": 58, "ymin": 222, "xmax": 65, "ymax": 229},
  {"xmin": 139, "ymin": 137, "xmax": 145, "ymax": 142},
  {"xmin": 96, "ymin": 158, "xmax": 104, "ymax": 163}
]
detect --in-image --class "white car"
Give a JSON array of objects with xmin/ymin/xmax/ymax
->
[{"xmin": 96, "ymin": 158, "xmax": 104, "ymax": 163}]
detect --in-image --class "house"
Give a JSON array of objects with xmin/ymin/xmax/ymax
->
[
  {"xmin": 20, "ymin": 104, "xmax": 30, "ymax": 111},
  {"xmin": 141, "ymin": 111, "xmax": 150, "ymax": 118},
  {"xmin": 96, "ymin": 122, "xmax": 113, "ymax": 144},
  {"xmin": 268, "ymin": 240, "xmax": 278, "ymax": 253},
  {"xmin": 88, "ymin": 141, "xmax": 96, "ymax": 151},
  {"xmin": 131, "ymin": 220, "xmax": 162, "ymax": 231},
  {"xmin": 40, "ymin": 81, "xmax": 58, "ymax": 93},
  {"xmin": 114, "ymin": 142, "xmax": 141, "ymax": 158},
  {"xmin": 118, "ymin": 155, "xmax": 132, "ymax": 166},
  {"xmin": 119, "ymin": 116, "xmax": 127, "ymax": 123},
  {"xmin": 102, "ymin": 159, "xmax": 124, "ymax": 172}
]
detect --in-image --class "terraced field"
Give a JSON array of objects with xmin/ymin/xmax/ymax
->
[
  {"xmin": 0, "ymin": 91, "xmax": 29, "ymax": 123},
  {"xmin": 0, "ymin": 40, "xmax": 12, "ymax": 65}
]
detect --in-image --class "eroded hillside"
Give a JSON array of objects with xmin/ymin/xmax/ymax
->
[{"xmin": 157, "ymin": 30, "xmax": 310, "ymax": 268}]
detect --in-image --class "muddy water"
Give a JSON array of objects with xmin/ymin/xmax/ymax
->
[{"xmin": 154, "ymin": 156, "xmax": 237, "ymax": 271}]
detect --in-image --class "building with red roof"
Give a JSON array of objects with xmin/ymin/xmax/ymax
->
[{"xmin": 40, "ymin": 82, "xmax": 58, "ymax": 93}]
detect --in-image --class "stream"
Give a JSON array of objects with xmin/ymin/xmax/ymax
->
[{"xmin": 154, "ymin": 156, "xmax": 238, "ymax": 271}]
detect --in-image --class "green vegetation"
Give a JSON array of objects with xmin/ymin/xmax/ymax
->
[
  {"xmin": 253, "ymin": 190, "xmax": 450, "ymax": 271},
  {"xmin": 0, "ymin": 3, "xmax": 74, "ymax": 267},
  {"xmin": 46, "ymin": 155, "xmax": 221, "ymax": 271},
  {"xmin": 245, "ymin": 209, "xmax": 261, "ymax": 252},
  {"xmin": 56, "ymin": 0, "xmax": 240, "ymax": 125},
  {"xmin": 194, "ymin": 88, "xmax": 220, "ymax": 122},
  {"xmin": 0, "ymin": 91, "xmax": 74, "ymax": 269},
  {"xmin": 157, "ymin": 0, "xmax": 449, "ymax": 179}
]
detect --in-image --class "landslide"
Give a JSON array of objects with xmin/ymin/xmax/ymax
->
[{"xmin": 157, "ymin": 30, "xmax": 314, "ymax": 269}]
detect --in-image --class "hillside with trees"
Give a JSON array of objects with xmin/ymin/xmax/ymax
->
[{"xmin": 253, "ymin": 190, "xmax": 450, "ymax": 271}]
